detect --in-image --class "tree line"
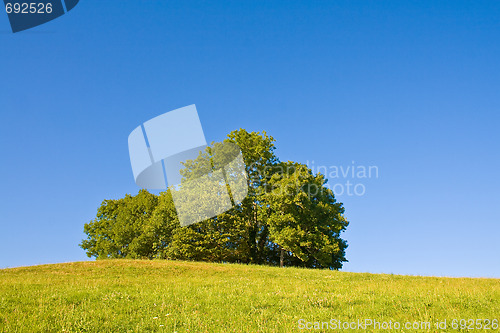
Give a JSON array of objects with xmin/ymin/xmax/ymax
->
[{"xmin": 80, "ymin": 129, "xmax": 349, "ymax": 269}]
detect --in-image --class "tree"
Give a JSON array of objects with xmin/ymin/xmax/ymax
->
[
  {"xmin": 224, "ymin": 129, "xmax": 280, "ymax": 264},
  {"xmin": 263, "ymin": 162, "xmax": 348, "ymax": 268},
  {"xmin": 80, "ymin": 190, "xmax": 176, "ymax": 259},
  {"xmin": 165, "ymin": 129, "xmax": 280, "ymax": 264},
  {"xmin": 80, "ymin": 129, "xmax": 349, "ymax": 269}
]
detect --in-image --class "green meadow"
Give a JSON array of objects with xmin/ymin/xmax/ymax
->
[{"xmin": 0, "ymin": 260, "xmax": 498, "ymax": 332}]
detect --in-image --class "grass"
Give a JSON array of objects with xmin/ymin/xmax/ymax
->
[{"xmin": 0, "ymin": 260, "xmax": 499, "ymax": 332}]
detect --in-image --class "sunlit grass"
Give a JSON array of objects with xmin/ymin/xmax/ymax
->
[{"xmin": 0, "ymin": 260, "xmax": 498, "ymax": 332}]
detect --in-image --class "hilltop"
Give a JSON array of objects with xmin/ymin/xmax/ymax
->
[{"xmin": 0, "ymin": 260, "xmax": 499, "ymax": 332}]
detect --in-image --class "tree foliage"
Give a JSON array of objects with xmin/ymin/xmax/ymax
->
[{"xmin": 81, "ymin": 129, "xmax": 349, "ymax": 269}]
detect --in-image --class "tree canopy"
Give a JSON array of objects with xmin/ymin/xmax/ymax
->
[{"xmin": 81, "ymin": 129, "xmax": 349, "ymax": 269}]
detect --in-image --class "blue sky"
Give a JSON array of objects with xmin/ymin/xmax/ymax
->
[{"xmin": 1, "ymin": 0, "xmax": 499, "ymax": 277}]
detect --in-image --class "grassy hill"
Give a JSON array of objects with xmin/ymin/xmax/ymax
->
[{"xmin": 0, "ymin": 260, "xmax": 499, "ymax": 332}]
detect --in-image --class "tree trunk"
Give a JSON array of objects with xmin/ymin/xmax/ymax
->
[{"xmin": 280, "ymin": 246, "xmax": 284, "ymax": 268}]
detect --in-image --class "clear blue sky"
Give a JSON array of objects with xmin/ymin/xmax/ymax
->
[{"xmin": 1, "ymin": 0, "xmax": 499, "ymax": 277}]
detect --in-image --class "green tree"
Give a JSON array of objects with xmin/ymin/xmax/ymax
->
[
  {"xmin": 80, "ymin": 190, "xmax": 175, "ymax": 259},
  {"xmin": 225, "ymin": 129, "xmax": 279, "ymax": 264},
  {"xmin": 80, "ymin": 129, "xmax": 349, "ymax": 269},
  {"xmin": 264, "ymin": 162, "xmax": 348, "ymax": 268},
  {"xmin": 165, "ymin": 129, "xmax": 280, "ymax": 264}
]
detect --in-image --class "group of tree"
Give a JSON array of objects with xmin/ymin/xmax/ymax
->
[{"xmin": 80, "ymin": 129, "xmax": 349, "ymax": 269}]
